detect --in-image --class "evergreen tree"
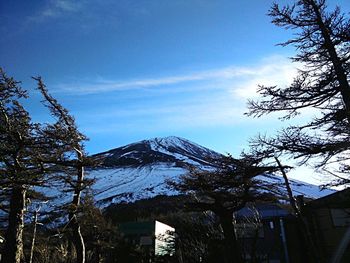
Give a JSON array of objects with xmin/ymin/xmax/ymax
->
[
  {"xmin": 35, "ymin": 77, "xmax": 94, "ymax": 263},
  {"xmin": 0, "ymin": 69, "xmax": 59, "ymax": 263},
  {"xmin": 0, "ymin": 69, "xmax": 91, "ymax": 263},
  {"xmin": 247, "ymin": 0, "xmax": 350, "ymax": 187},
  {"xmin": 167, "ymin": 156, "xmax": 280, "ymax": 263}
]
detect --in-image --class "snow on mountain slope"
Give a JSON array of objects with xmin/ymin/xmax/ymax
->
[
  {"xmin": 91, "ymin": 136, "xmax": 220, "ymax": 206},
  {"xmin": 88, "ymin": 136, "xmax": 335, "ymax": 207},
  {"xmin": 92, "ymin": 164, "xmax": 184, "ymax": 206},
  {"xmin": 256, "ymin": 174, "xmax": 334, "ymax": 199},
  {"xmin": 148, "ymin": 136, "xmax": 220, "ymax": 167},
  {"xmin": 94, "ymin": 136, "xmax": 221, "ymax": 168}
]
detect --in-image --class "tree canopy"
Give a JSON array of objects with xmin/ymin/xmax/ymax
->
[
  {"xmin": 168, "ymin": 155, "xmax": 281, "ymax": 263},
  {"xmin": 0, "ymin": 69, "xmax": 93, "ymax": 263},
  {"xmin": 247, "ymin": 0, "xmax": 350, "ymax": 188}
]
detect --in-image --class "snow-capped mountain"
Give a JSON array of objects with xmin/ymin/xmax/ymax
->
[
  {"xmin": 87, "ymin": 136, "xmax": 334, "ymax": 207},
  {"xmin": 94, "ymin": 136, "xmax": 221, "ymax": 168},
  {"xmin": 91, "ymin": 136, "xmax": 221, "ymax": 205}
]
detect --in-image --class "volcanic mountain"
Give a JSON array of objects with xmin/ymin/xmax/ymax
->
[{"xmin": 85, "ymin": 136, "xmax": 334, "ymax": 207}]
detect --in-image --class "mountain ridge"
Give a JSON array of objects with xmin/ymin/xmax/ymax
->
[
  {"xmin": 93, "ymin": 136, "xmax": 222, "ymax": 168},
  {"xmin": 86, "ymin": 136, "xmax": 335, "ymax": 206}
]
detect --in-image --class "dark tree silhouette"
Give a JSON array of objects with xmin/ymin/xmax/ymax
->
[
  {"xmin": 168, "ymin": 156, "xmax": 281, "ymax": 263},
  {"xmin": 0, "ymin": 69, "xmax": 30, "ymax": 263},
  {"xmin": 0, "ymin": 69, "xmax": 92, "ymax": 263},
  {"xmin": 0, "ymin": 69, "xmax": 61, "ymax": 263},
  {"xmin": 247, "ymin": 0, "xmax": 350, "ymax": 188},
  {"xmin": 35, "ymin": 77, "xmax": 94, "ymax": 263}
]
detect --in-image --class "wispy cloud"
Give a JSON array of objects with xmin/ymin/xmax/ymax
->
[
  {"xmin": 81, "ymin": 101, "xmax": 247, "ymax": 134},
  {"xmin": 64, "ymin": 55, "xmax": 303, "ymax": 136},
  {"xmin": 25, "ymin": 0, "xmax": 149, "ymax": 31},
  {"xmin": 57, "ymin": 55, "xmax": 296, "ymax": 95},
  {"xmin": 232, "ymin": 56, "xmax": 299, "ymax": 99},
  {"xmin": 28, "ymin": 0, "xmax": 83, "ymax": 22},
  {"xmin": 57, "ymin": 67, "xmax": 257, "ymax": 94}
]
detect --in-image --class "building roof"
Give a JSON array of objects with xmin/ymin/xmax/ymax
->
[
  {"xmin": 305, "ymin": 188, "xmax": 350, "ymax": 209},
  {"xmin": 236, "ymin": 204, "xmax": 291, "ymax": 219}
]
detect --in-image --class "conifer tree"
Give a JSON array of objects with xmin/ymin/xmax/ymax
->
[
  {"xmin": 35, "ymin": 77, "xmax": 94, "ymax": 263},
  {"xmin": 0, "ymin": 69, "xmax": 91, "ymax": 263},
  {"xmin": 0, "ymin": 69, "xmax": 58, "ymax": 263},
  {"xmin": 168, "ymin": 156, "xmax": 280, "ymax": 263},
  {"xmin": 247, "ymin": 0, "xmax": 350, "ymax": 187}
]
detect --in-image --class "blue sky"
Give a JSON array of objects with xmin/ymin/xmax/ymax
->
[{"xmin": 1, "ymin": 0, "xmax": 349, "ymax": 184}]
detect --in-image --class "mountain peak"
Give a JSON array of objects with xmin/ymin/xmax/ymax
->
[
  {"xmin": 143, "ymin": 136, "xmax": 189, "ymax": 149},
  {"xmin": 96, "ymin": 136, "xmax": 221, "ymax": 168},
  {"xmin": 157, "ymin": 136, "xmax": 192, "ymax": 144}
]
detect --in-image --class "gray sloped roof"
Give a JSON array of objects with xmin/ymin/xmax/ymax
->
[
  {"xmin": 236, "ymin": 203, "xmax": 291, "ymax": 219},
  {"xmin": 305, "ymin": 188, "xmax": 350, "ymax": 209}
]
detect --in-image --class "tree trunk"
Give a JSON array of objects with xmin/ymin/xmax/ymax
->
[
  {"xmin": 69, "ymin": 162, "xmax": 85, "ymax": 263},
  {"xmin": 29, "ymin": 210, "xmax": 38, "ymax": 263},
  {"xmin": 70, "ymin": 221, "xmax": 85, "ymax": 263},
  {"xmin": 275, "ymin": 157, "xmax": 322, "ymax": 263},
  {"xmin": 219, "ymin": 212, "xmax": 242, "ymax": 263},
  {"xmin": 308, "ymin": 0, "xmax": 350, "ymax": 118},
  {"xmin": 1, "ymin": 186, "xmax": 26, "ymax": 263}
]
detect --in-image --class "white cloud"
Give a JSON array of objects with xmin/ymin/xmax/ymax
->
[
  {"xmin": 57, "ymin": 55, "xmax": 297, "ymax": 95},
  {"xmin": 232, "ymin": 56, "xmax": 299, "ymax": 99},
  {"xmin": 57, "ymin": 67, "xmax": 257, "ymax": 94},
  {"xmin": 65, "ymin": 55, "xmax": 305, "ymax": 136}
]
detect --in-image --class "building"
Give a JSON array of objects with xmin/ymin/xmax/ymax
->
[
  {"xmin": 118, "ymin": 220, "xmax": 175, "ymax": 261},
  {"xmin": 302, "ymin": 188, "xmax": 350, "ymax": 263},
  {"xmin": 236, "ymin": 203, "xmax": 303, "ymax": 263}
]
